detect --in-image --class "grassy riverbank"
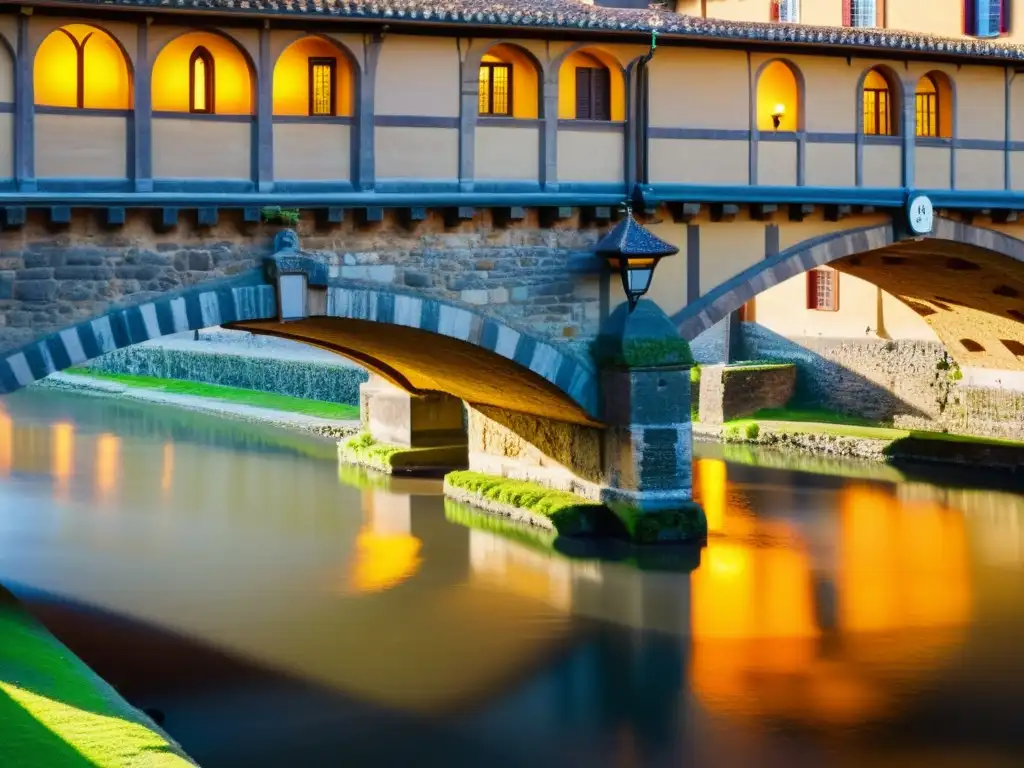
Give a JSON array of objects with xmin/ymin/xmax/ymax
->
[
  {"xmin": 0, "ymin": 587, "xmax": 194, "ymax": 767},
  {"xmin": 64, "ymin": 367, "xmax": 359, "ymax": 421}
]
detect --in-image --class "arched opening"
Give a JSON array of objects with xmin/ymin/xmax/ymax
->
[
  {"xmin": 189, "ymin": 46, "xmax": 214, "ymax": 114},
  {"xmin": 861, "ymin": 68, "xmax": 897, "ymax": 136},
  {"xmin": 558, "ymin": 48, "xmax": 625, "ymax": 122},
  {"xmin": 915, "ymin": 71, "xmax": 953, "ymax": 139},
  {"xmin": 478, "ymin": 44, "xmax": 540, "ymax": 119},
  {"xmin": 34, "ymin": 24, "xmax": 131, "ymax": 109},
  {"xmin": 152, "ymin": 31, "xmax": 252, "ymax": 115},
  {"xmin": 756, "ymin": 60, "xmax": 800, "ymax": 132},
  {"xmin": 273, "ymin": 36, "xmax": 355, "ymax": 117}
]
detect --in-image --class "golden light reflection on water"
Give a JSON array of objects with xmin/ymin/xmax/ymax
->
[
  {"xmin": 0, "ymin": 407, "xmax": 11, "ymax": 477},
  {"xmin": 160, "ymin": 443, "xmax": 174, "ymax": 497},
  {"xmin": 94, "ymin": 434, "xmax": 120, "ymax": 502},
  {"xmin": 50, "ymin": 423, "xmax": 74, "ymax": 500},
  {"xmin": 346, "ymin": 489, "xmax": 423, "ymax": 594}
]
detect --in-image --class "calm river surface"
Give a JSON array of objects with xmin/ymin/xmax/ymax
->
[{"xmin": 3, "ymin": 389, "xmax": 1024, "ymax": 767}]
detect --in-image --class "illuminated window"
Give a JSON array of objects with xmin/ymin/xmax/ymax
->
[
  {"xmin": 966, "ymin": 0, "xmax": 1007, "ymax": 37},
  {"xmin": 770, "ymin": 0, "xmax": 799, "ymax": 22},
  {"xmin": 915, "ymin": 76, "xmax": 939, "ymax": 138},
  {"xmin": 479, "ymin": 62, "xmax": 512, "ymax": 116},
  {"xmin": 575, "ymin": 66, "xmax": 611, "ymax": 121},
  {"xmin": 807, "ymin": 267, "xmax": 839, "ymax": 312},
  {"xmin": 35, "ymin": 24, "xmax": 131, "ymax": 110},
  {"xmin": 862, "ymin": 70, "xmax": 893, "ymax": 136},
  {"xmin": 308, "ymin": 57, "xmax": 336, "ymax": 116},
  {"xmin": 845, "ymin": 0, "xmax": 877, "ymax": 28},
  {"xmin": 189, "ymin": 47, "xmax": 214, "ymax": 114}
]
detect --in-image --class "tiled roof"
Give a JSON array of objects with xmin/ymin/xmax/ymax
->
[
  {"xmin": 35, "ymin": 0, "xmax": 1024, "ymax": 62},
  {"xmin": 596, "ymin": 212, "xmax": 679, "ymax": 259}
]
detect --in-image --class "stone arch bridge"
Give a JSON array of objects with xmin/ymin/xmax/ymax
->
[{"xmin": 3, "ymin": 206, "xmax": 1024, "ymax": 536}]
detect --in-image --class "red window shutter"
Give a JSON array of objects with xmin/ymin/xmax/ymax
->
[
  {"xmin": 592, "ymin": 67, "xmax": 611, "ymax": 121},
  {"xmin": 575, "ymin": 67, "xmax": 592, "ymax": 120},
  {"xmin": 842, "ymin": 0, "xmax": 852, "ymax": 26},
  {"xmin": 964, "ymin": 0, "xmax": 977, "ymax": 35},
  {"xmin": 833, "ymin": 271, "xmax": 840, "ymax": 311},
  {"xmin": 806, "ymin": 271, "xmax": 818, "ymax": 310},
  {"xmin": 1001, "ymin": 0, "xmax": 1010, "ymax": 33},
  {"xmin": 770, "ymin": 0, "xmax": 780, "ymax": 21}
]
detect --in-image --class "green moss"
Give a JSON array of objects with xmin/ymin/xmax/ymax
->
[
  {"xmin": 612, "ymin": 502, "xmax": 708, "ymax": 545},
  {"xmin": 690, "ymin": 365, "xmax": 701, "ymax": 383},
  {"xmin": 260, "ymin": 206, "xmax": 300, "ymax": 226},
  {"xmin": 0, "ymin": 587, "xmax": 194, "ymax": 767},
  {"xmin": 744, "ymin": 422, "xmax": 760, "ymax": 440},
  {"xmin": 444, "ymin": 499, "xmax": 558, "ymax": 552},
  {"xmin": 63, "ymin": 368, "xmax": 359, "ymax": 421},
  {"xmin": 340, "ymin": 433, "xmax": 466, "ymax": 473},
  {"xmin": 593, "ymin": 336, "xmax": 694, "ymax": 369}
]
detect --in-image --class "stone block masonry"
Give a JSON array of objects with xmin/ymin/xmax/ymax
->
[
  {"xmin": 0, "ymin": 208, "xmax": 603, "ymax": 356},
  {"xmin": 698, "ymin": 364, "xmax": 796, "ymax": 425}
]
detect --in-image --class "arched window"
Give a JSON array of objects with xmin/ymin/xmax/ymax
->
[
  {"xmin": 479, "ymin": 56, "xmax": 512, "ymax": 117},
  {"xmin": 34, "ymin": 24, "xmax": 131, "ymax": 109},
  {"xmin": 273, "ymin": 37, "xmax": 353, "ymax": 118},
  {"xmin": 862, "ymin": 69, "xmax": 895, "ymax": 136},
  {"xmin": 189, "ymin": 46, "xmax": 214, "ymax": 114},
  {"xmin": 756, "ymin": 60, "xmax": 800, "ymax": 132},
  {"xmin": 558, "ymin": 48, "xmax": 623, "ymax": 122},
  {"xmin": 915, "ymin": 76, "xmax": 938, "ymax": 137}
]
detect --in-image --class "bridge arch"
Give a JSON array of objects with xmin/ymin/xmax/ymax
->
[
  {"xmin": 0, "ymin": 271, "xmax": 599, "ymax": 426},
  {"xmin": 675, "ymin": 217, "xmax": 1024, "ymax": 371}
]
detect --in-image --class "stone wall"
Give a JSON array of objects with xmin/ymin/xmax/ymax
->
[
  {"xmin": 741, "ymin": 322, "xmax": 1024, "ymax": 440},
  {"xmin": 697, "ymin": 363, "xmax": 796, "ymax": 425},
  {"xmin": 0, "ymin": 208, "xmax": 603, "ymax": 356}
]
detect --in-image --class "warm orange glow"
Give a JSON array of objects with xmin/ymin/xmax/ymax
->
[
  {"xmin": 756, "ymin": 60, "xmax": 799, "ymax": 131},
  {"xmin": 152, "ymin": 32, "xmax": 252, "ymax": 115},
  {"xmin": 192, "ymin": 54, "xmax": 208, "ymax": 112},
  {"xmin": 557, "ymin": 48, "xmax": 625, "ymax": 121},
  {"xmin": 34, "ymin": 24, "xmax": 131, "ymax": 109},
  {"xmin": 51, "ymin": 423, "xmax": 74, "ymax": 498},
  {"xmin": 0, "ymin": 407, "xmax": 11, "ymax": 477},
  {"xmin": 480, "ymin": 44, "xmax": 540, "ymax": 119},
  {"xmin": 94, "ymin": 433, "xmax": 120, "ymax": 500},
  {"xmin": 696, "ymin": 459, "xmax": 727, "ymax": 533},
  {"xmin": 348, "ymin": 529, "xmax": 423, "ymax": 594},
  {"xmin": 272, "ymin": 36, "xmax": 352, "ymax": 117},
  {"xmin": 160, "ymin": 443, "xmax": 174, "ymax": 496}
]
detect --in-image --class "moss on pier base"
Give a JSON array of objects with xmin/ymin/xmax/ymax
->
[{"xmin": 339, "ymin": 433, "xmax": 467, "ymax": 474}]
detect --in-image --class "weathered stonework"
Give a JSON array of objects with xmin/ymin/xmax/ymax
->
[
  {"xmin": 697, "ymin": 363, "xmax": 796, "ymax": 425},
  {"xmin": 0, "ymin": 209, "xmax": 601, "ymax": 357}
]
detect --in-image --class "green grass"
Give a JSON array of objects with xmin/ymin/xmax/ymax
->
[
  {"xmin": 445, "ymin": 470, "xmax": 603, "ymax": 521},
  {"xmin": 63, "ymin": 367, "xmax": 359, "ymax": 421},
  {"xmin": 723, "ymin": 406, "xmax": 1024, "ymax": 448},
  {"xmin": 0, "ymin": 587, "xmax": 193, "ymax": 767}
]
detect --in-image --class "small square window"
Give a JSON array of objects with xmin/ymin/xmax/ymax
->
[
  {"xmin": 807, "ymin": 268, "xmax": 839, "ymax": 312},
  {"xmin": 309, "ymin": 58, "xmax": 336, "ymax": 117}
]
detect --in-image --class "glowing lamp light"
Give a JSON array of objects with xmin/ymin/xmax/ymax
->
[
  {"xmin": 596, "ymin": 207, "xmax": 679, "ymax": 313},
  {"xmin": 771, "ymin": 103, "xmax": 786, "ymax": 130}
]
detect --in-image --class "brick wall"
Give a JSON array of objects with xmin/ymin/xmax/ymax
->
[
  {"xmin": 697, "ymin": 363, "xmax": 796, "ymax": 425},
  {"xmin": 0, "ymin": 208, "xmax": 603, "ymax": 356}
]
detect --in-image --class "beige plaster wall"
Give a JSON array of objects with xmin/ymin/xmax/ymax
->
[
  {"xmin": 957, "ymin": 65, "xmax": 1006, "ymax": 141},
  {"xmin": 915, "ymin": 146, "xmax": 952, "ymax": 190},
  {"xmin": 698, "ymin": 0, "xmax": 772, "ymax": 22},
  {"xmin": 699, "ymin": 221, "xmax": 764, "ymax": 296},
  {"xmin": 643, "ymin": 218, "xmax": 689, "ymax": 317},
  {"xmin": 862, "ymin": 144, "xmax": 902, "ymax": 188},
  {"xmin": 799, "ymin": 55, "xmax": 861, "ymax": 134},
  {"xmin": 375, "ymin": 35, "xmax": 459, "ymax": 117},
  {"xmin": 1012, "ymin": 75, "xmax": 1024, "ymax": 142},
  {"xmin": 0, "ymin": 114, "xmax": 12, "ymax": 179},
  {"xmin": 887, "ymin": 0, "xmax": 962, "ymax": 37},
  {"xmin": 35, "ymin": 114, "xmax": 127, "ymax": 178},
  {"xmin": 556, "ymin": 130, "xmax": 623, "ymax": 183},
  {"xmin": 1012, "ymin": 154, "xmax": 1024, "ymax": 190},
  {"xmin": 152, "ymin": 119, "xmax": 251, "ymax": 179},
  {"xmin": 375, "ymin": 126, "xmax": 458, "ymax": 179},
  {"xmin": 475, "ymin": 125, "xmax": 539, "ymax": 181},
  {"xmin": 0, "ymin": 38, "xmax": 13, "ymax": 102},
  {"xmin": 757, "ymin": 140, "xmax": 797, "ymax": 186},
  {"xmin": 649, "ymin": 139, "xmax": 748, "ymax": 185},
  {"xmin": 0, "ymin": 16, "xmax": 16, "ymax": 58},
  {"xmin": 649, "ymin": 48, "xmax": 749, "ymax": 130},
  {"xmin": 804, "ymin": 143, "xmax": 855, "ymax": 187},
  {"xmin": 801, "ymin": 1, "xmax": 844, "ymax": 26},
  {"xmin": 273, "ymin": 123, "xmax": 350, "ymax": 181},
  {"xmin": 956, "ymin": 149, "xmax": 1004, "ymax": 190}
]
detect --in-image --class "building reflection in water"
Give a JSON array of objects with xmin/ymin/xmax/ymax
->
[
  {"xmin": 0, "ymin": 406, "xmax": 11, "ymax": 477},
  {"xmin": 160, "ymin": 442, "xmax": 174, "ymax": 498},
  {"xmin": 347, "ymin": 487, "xmax": 423, "ymax": 594},
  {"xmin": 94, "ymin": 433, "xmax": 121, "ymax": 502},
  {"xmin": 50, "ymin": 423, "xmax": 75, "ymax": 500}
]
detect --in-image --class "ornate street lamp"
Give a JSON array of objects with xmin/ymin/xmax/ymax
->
[{"xmin": 596, "ymin": 206, "xmax": 679, "ymax": 313}]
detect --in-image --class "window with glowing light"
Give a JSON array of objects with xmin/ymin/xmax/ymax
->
[
  {"xmin": 189, "ymin": 47, "xmax": 214, "ymax": 114},
  {"xmin": 308, "ymin": 58, "xmax": 336, "ymax": 116},
  {"xmin": 34, "ymin": 24, "xmax": 132, "ymax": 110},
  {"xmin": 479, "ymin": 62, "xmax": 512, "ymax": 117},
  {"xmin": 915, "ymin": 76, "xmax": 938, "ymax": 138},
  {"xmin": 862, "ymin": 69, "xmax": 894, "ymax": 136}
]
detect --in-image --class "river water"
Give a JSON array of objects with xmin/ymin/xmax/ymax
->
[{"xmin": 2, "ymin": 389, "xmax": 1024, "ymax": 767}]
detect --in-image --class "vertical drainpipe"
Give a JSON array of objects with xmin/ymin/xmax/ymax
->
[{"xmin": 631, "ymin": 29, "xmax": 658, "ymax": 206}]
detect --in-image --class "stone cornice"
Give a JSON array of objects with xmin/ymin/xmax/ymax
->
[{"xmin": 20, "ymin": 0, "xmax": 1024, "ymax": 64}]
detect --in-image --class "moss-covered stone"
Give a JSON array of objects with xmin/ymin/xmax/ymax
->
[
  {"xmin": 339, "ymin": 432, "xmax": 467, "ymax": 474},
  {"xmin": 611, "ymin": 502, "xmax": 708, "ymax": 545},
  {"xmin": 593, "ymin": 299, "xmax": 694, "ymax": 370}
]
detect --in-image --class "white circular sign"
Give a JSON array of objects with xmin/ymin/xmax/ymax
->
[{"xmin": 908, "ymin": 194, "xmax": 934, "ymax": 235}]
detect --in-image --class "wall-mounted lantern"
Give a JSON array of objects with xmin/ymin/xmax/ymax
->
[
  {"xmin": 771, "ymin": 103, "xmax": 785, "ymax": 130},
  {"xmin": 596, "ymin": 207, "xmax": 679, "ymax": 313}
]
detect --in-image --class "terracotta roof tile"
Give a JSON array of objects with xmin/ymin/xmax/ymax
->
[{"xmin": 33, "ymin": 0, "xmax": 1024, "ymax": 62}]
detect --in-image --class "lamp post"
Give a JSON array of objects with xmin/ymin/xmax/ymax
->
[
  {"xmin": 771, "ymin": 103, "xmax": 785, "ymax": 130},
  {"xmin": 596, "ymin": 206, "xmax": 679, "ymax": 313}
]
